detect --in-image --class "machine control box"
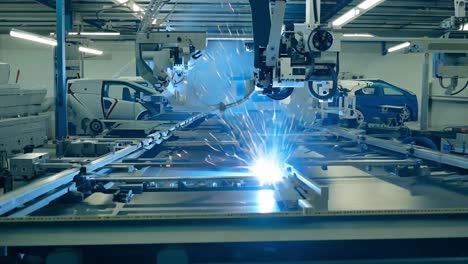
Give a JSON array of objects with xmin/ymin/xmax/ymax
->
[{"xmin": 10, "ymin": 152, "xmax": 49, "ymax": 180}]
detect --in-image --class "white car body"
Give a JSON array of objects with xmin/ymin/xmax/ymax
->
[{"xmin": 67, "ymin": 79, "xmax": 166, "ymax": 121}]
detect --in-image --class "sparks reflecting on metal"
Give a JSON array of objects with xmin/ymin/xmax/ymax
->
[
  {"xmin": 256, "ymin": 189, "xmax": 277, "ymax": 213},
  {"xmin": 249, "ymin": 155, "xmax": 283, "ymax": 185}
]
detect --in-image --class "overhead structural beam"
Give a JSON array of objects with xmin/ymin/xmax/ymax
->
[
  {"xmin": 321, "ymin": 0, "xmax": 355, "ymax": 23},
  {"xmin": 34, "ymin": 0, "xmax": 55, "ymax": 9},
  {"xmin": 35, "ymin": 0, "xmax": 74, "ymax": 31}
]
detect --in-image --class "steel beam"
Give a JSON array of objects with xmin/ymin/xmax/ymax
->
[
  {"xmin": 0, "ymin": 169, "xmax": 80, "ymax": 216},
  {"xmin": 34, "ymin": 0, "xmax": 54, "ymax": 9},
  {"xmin": 55, "ymin": 0, "xmax": 67, "ymax": 140},
  {"xmin": 8, "ymin": 183, "xmax": 76, "ymax": 218},
  {"xmin": 420, "ymin": 52, "xmax": 430, "ymax": 130}
]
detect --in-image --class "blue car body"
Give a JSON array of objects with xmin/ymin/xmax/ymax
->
[{"xmin": 355, "ymin": 80, "xmax": 418, "ymax": 122}]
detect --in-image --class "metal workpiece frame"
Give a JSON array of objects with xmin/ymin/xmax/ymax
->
[
  {"xmin": 0, "ymin": 113, "xmax": 207, "ymax": 217},
  {"xmin": 284, "ymin": 163, "xmax": 329, "ymax": 211},
  {"xmin": 291, "ymin": 158, "xmax": 421, "ymax": 167},
  {"xmin": 3, "ymin": 114, "xmax": 468, "ymax": 247},
  {"xmin": 0, "ymin": 169, "xmax": 80, "ymax": 216},
  {"xmin": 327, "ymin": 127, "xmax": 468, "ymax": 170}
]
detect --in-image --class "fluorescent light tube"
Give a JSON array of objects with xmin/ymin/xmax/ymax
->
[
  {"xmin": 343, "ymin": 33, "xmax": 375, "ymax": 37},
  {"xmin": 332, "ymin": 0, "xmax": 385, "ymax": 28},
  {"xmin": 71, "ymin": 32, "xmax": 120, "ymax": 36},
  {"xmin": 332, "ymin": 8, "xmax": 360, "ymax": 27},
  {"xmin": 10, "ymin": 28, "xmax": 57, "ymax": 46},
  {"xmin": 387, "ymin": 42, "xmax": 411, "ymax": 53},
  {"xmin": 131, "ymin": 3, "xmax": 142, "ymax": 12},
  {"xmin": 78, "ymin": 32, "xmax": 120, "ymax": 36},
  {"xmin": 116, "ymin": 0, "xmax": 129, "ymax": 3},
  {"xmin": 78, "ymin": 46, "xmax": 103, "ymax": 55},
  {"xmin": 51, "ymin": 32, "xmax": 120, "ymax": 36},
  {"xmin": 358, "ymin": 0, "xmax": 385, "ymax": 10}
]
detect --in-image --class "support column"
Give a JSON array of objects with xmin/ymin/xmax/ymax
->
[
  {"xmin": 55, "ymin": 0, "xmax": 67, "ymax": 140},
  {"xmin": 420, "ymin": 52, "xmax": 430, "ymax": 130}
]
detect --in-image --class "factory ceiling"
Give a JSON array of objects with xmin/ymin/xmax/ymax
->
[{"xmin": 0, "ymin": 0, "xmax": 460, "ymax": 39}]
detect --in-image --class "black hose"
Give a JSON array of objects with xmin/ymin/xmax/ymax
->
[
  {"xmin": 336, "ymin": 52, "xmax": 340, "ymax": 77},
  {"xmin": 306, "ymin": 28, "xmax": 317, "ymax": 54},
  {"xmin": 312, "ymin": 0, "xmax": 319, "ymax": 24},
  {"xmin": 451, "ymin": 80, "xmax": 468, "ymax": 95},
  {"xmin": 438, "ymin": 77, "xmax": 452, "ymax": 89}
]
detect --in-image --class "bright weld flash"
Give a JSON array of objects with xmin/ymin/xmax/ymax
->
[{"xmin": 249, "ymin": 156, "xmax": 284, "ymax": 185}]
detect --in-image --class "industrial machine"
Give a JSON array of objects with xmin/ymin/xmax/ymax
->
[
  {"xmin": 0, "ymin": 62, "xmax": 48, "ymax": 154},
  {"xmin": 317, "ymin": 80, "xmax": 372, "ymax": 124},
  {"xmin": 248, "ymin": 0, "xmax": 340, "ymax": 100},
  {"xmin": 135, "ymin": 31, "xmax": 207, "ymax": 93},
  {"xmin": 135, "ymin": 0, "xmax": 339, "ymax": 102}
]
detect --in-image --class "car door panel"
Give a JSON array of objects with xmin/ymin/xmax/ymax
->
[
  {"xmin": 355, "ymin": 86, "xmax": 382, "ymax": 119},
  {"xmin": 101, "ymin": 81, "xmax": 139, "ymax": 120}
]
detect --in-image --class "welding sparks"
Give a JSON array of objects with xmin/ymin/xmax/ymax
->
[
  {"xmin": 249, "ymin": 155, "xmax": 284, "ymax": 185},
  {"xmin": 171, "ymin": 39, "xmax": 307, "ymax": 183}
]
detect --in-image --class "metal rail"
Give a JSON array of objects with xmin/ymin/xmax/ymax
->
[
  {"xmin": 0, "ymin": 113, "xmax": 207, "ymax": 216},
  {"xmin": 90, "ymin": 175, "xmax": 258, "ymax": 182},
  {"xmin": 328, "ymin": 127, "xmax": 468, "ymax": 170}
]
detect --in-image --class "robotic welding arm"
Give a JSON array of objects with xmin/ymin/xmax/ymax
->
[
  {"xmin": 247, "ymin": 0, "xmax": 340, "ymax": 101},
  {"xmin": 135, "ymin": 31, "xmax": 206, "ymax": 92}
]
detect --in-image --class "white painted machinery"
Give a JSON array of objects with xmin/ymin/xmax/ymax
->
[
  {"xmin": 247, "ymin": 0, "xmax": 340, "ymax": 101},
  {"xmin": 0, "ymin": 62, "xmax": 48, "ymax": 154}
]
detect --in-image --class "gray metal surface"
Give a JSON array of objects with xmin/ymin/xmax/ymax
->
[{"xmin": 1, "ymin": 214, "xmax": 468, "ymax": 246}]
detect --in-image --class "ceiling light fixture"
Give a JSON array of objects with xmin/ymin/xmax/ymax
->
[
  {"xmin": 343, "ymin": 33, "xmax": 375, "ymax": 38},
  {"xmin": 73, "ymin": 32, "xmax": 120, "ymax": 36},
  {"xmin": 78, "ymin": 46, "xmax": 104, "ymax": 55},
  {"xmin": 387, "ymin": 42, "xmax": 411, "ymax": 53},
  {"xmin": 358, "ymin": 0, "xmax": 385, "ymax": 10},
  {"xmin": 51, "ymin": 32, "xmax": 120, "ymax": 36},
  {"xmin": 332, "ymin": 8, "xmax": 361, "ymax": 27},
  {"xmin": 11, "ymin": 28, "xmax": 103, "ymax": 56},
  {"xmin": 332, "ymin": 0, "xmax": 385, "ymax": 28},
  {"xmin": 10, "ymin": 28, "xmax": 57, "ymax": 46},
  {"xmin": 131, "ymin": 2, "xmax": 142, "ymax": 12}
]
